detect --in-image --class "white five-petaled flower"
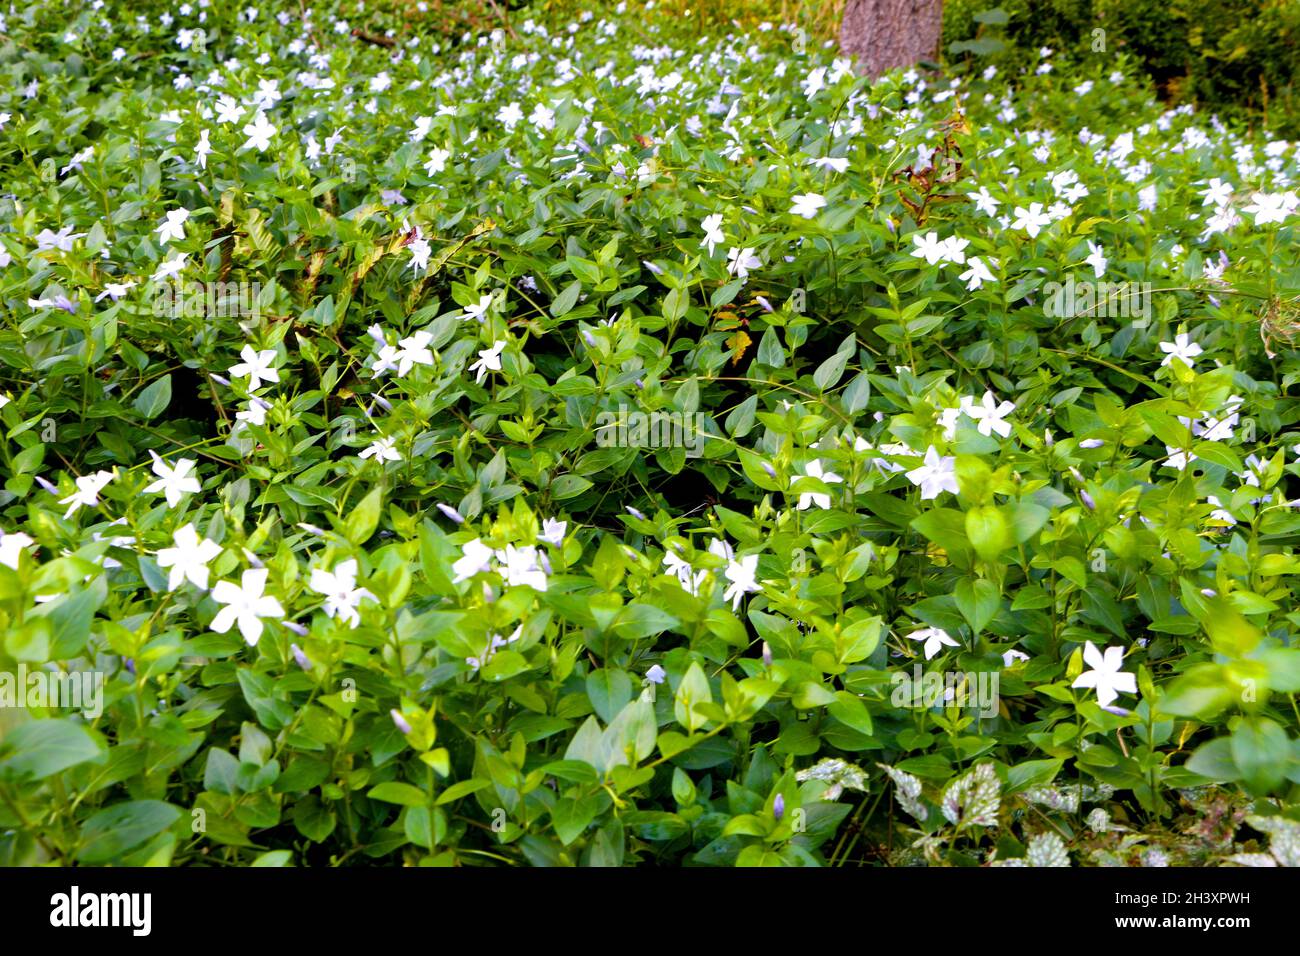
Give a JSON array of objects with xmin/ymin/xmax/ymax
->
[
  {"xmin": 497, "ymin": 544, "xmax": 549, "ymax": 591},
  {"xmin": 469, "ymin": 340, "xmax": 507, "ymax": 384},
  {"xmin": 1071, "ymin": 641, "xmax": 1136, "ymax": 707},
  {"xmin": 905, "ymin": 446, "xmax": 959, "ymax": 500},
  {"xmin": 359, "ymin": 436, "xmax": 401, "ymax": 462},
  {"xmin": 1084, "ymin": 240, "xmax": 1108, "ymax": 278},
  {"xmin": 210, "ymin": 568, "xmax": 285, "ymax": 645},
  {"xmin": 722, "ymin": 553, "xmax": 761, "ymax": 610},
  {"xmin": 395, "ymin": 330, "xmax": 434, "ymax": 376},
  {"xmin": 539, "ymin": 518, "xmax": 567, "ymax": 547},
  {"xmin": 408, "ymin": 235, "xmax": 431, "ymax": 273},
  {"xmin": 241, "ymin": 112, "xmax": 276, "ymax": 152},
  {"xmin": 911, "ymin": 626, "xmax": 960, "ymax": 660},
  {"xmin": 796, "ymin": 459, "xmax": 843, "ymax": 510},
  {"xmin": 195, "ymin": 129, "xmax": 212, "ymax": 169},
  {"xmin": 229, "ymin": 345, "xmax": 279, "ymax": 391},
  {"xmin": 965, "ymin": 390, "xmax": 1016, "ymax": 439},
  {"xmin": 309, "ymin": 558, "xmax": 375, "ymax": 627},
  {"xmin": 424, "ymin": 146, "xmax": 450, "ymax": 175},
  {"xmin": 155, "ymin": 523, "xmax": 222, "ymax": 590},
  {"xmin": 645, "ymin": 664, "xmax": 667, "ymax": 684},
  {"xmin": 143, "ymin": 451, "xmax": 201, "ymax": 507},
  {"xmin": 726, "ymin": 246, "xmax": 760, "ymax": 279},
  {"xmin": 156, "ymin": 208, "xmax": 190, "ymax": 244},
  {"xmin": 1241, "ymin": 191, "xmax": 1295, "ymax": 226},
  {"xmin": 1010, "ymin": 202, "xmax": 1052, "ymax": 237},
  {"xmin": 700, "ymin": 213, "xmax": 725, "ymax": 256},
  {"xmin": 789, "ymin": 193, "xmax": 826, "ymax": 219},
  {"xmin": 959, "ymin": 256, "xmax": 995, "ymax": 290},
  {"xmin": 215, "ymin": 95, "xmax": 245, "ymax": 125},
  {"xmin": 60, "ymin": 470, "xmax": 114, "ymax": 517},
  {"xmin": 1159, "ymin": 332, "xmax": 1202, "ymax": 368}
]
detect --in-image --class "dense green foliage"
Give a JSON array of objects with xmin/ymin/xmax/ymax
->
[{"xmin": 0, "ymin": 0, "xmax": 1298, "ymax": 867}]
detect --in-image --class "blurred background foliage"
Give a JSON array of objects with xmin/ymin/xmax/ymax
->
[{"xmin": 438, "ymin": 0, "xmax": 1296, "ymax": 136}]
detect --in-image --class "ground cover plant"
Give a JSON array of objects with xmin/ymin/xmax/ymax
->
[{"xmin": 0, "ymin": 0, "xmax": 1299, "ymax": 868}]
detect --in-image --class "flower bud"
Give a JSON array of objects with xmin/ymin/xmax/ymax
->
[{"xmin": 390, "ymin": 709, "xmax": 412, "ymax": 735}]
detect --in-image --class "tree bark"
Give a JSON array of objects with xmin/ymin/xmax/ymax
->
[{"xmin": 839, "ymin": 0, "xmax": 944, "ymax": 78}]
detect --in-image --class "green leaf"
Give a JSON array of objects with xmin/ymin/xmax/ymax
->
[
  {"xmin": 0, "ymin": 719, "xmax": 101, "ymax": 782},
  {"xmin": 77, "ymin": 801, "xmax": 181, "ymax": 864},
  {"xmin": 345, "ymin": 485, "xmax": 384, "ymax": 544},
  {"xmin": 133, "ymin": 375, "xmax": 172, "ymax": 419},
  {"xmin": 674, "ymin": 662, "xmax": 713, "ymax": 733},
  {"xmin": 1231, "ymin": 718, "xmax": 1290, "ymax": 794},
  {"xmin": 368, "ymin": 781, "xmax": 429, "ymax": 806}
]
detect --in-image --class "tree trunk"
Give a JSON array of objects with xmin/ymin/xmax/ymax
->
[{"xmin": 839, "ymin": 0, "xmax": 944, "ymax": 78}]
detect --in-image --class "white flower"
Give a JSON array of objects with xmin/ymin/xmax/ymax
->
[
  {"xmin": 498, "ymin": 544, "xmax": 548, "ymax": 591},
  {"xmin": 228, "ymin": 344, "xmax": 279, "ymax": 390},
  {"xmin": 539, "ymin": 518, "xmax": 567, "ymax": 546},
  {"xmin": 910, "ymin": 231, "xmax": 946, "ymax": 265},
  {"xmin": 424, "ymin": 147, "xmax": 451, "ymax": 175},
  {"xmin": 210, "ymin": 568, "xmax": 285, "ymax": 645},
  {"xmin": 469, "ymin": 340, "xmax": 507, "ymax": 384},
  {"xmin": 959, "ymin": 256, "xmax": 995, "ymax": 290},
  {"xmin": 969, "ymin": 186, "xmax": 1001, "ymax": 216},
  {"xmin": 905, "ymin": 446, "xmax": 959, "ymax": 500},
  {"xmin": 0, "ymin": 530, "xmax": 35, "ymax": 569},
  {"xmin": 700, "ymin": 213, "xmax": 725, "ymax": 256},
  {"xmin": 462, "ymin": 293, "xmax": 495, "ymax": 322},
  {"xmin": 1242, "ymin": 191, "xmax": 1294, "ymax": 226},
  {"xmin": 796, "ymin": 459, "xmax": 843, "ymax": 510},
  {"xmin": 156, "ymin": 208, "xmax": 190, "ymax": 244},
  {"xmin": 143, "ymin": 451, "xmax": 201, "ymax": 507},
  {"xmin": 1201, "ymin": 178, "xmax": 1233, "ymax": 207},
  {"xmin": 95, "ymin": 280, "xmax": 137, "ymax": 303},
  {"xmin": 153, "ymin": 253, "xmax": 189, "ymax": 281},
  {"xmin": 1084, "ymin": 241, "xmax": 1107, "ymax": 278},
  {"xmin": 395, "ymin": 330, "xmax": 435, "ymax": 376},
  {"xmin": 497, "ymin": 101, "xmax": 524, "ymax": 130},
  {"xmin": 241, "ymin": 112, "xmax": 276, "ymax": 152},
  {"xmin": 452, "ymin": 538, "xmax": 494, "ymax": 583},
  {"xmin": 360, "ymin": 437, "xmax": 402, "ymax": 462},
  {"xmin": 911, "ymin": 626, "xmax": 959, "ymax": 660},
  {"xmin": 726, "ymin": 246, "xmax": 761, "ymax": 278},
  {"xmin": 1159, "ymin": 333, "xmax": 1202, "ymax": 368},
  {"xmin": 1071, "ymin": 641, "xmax": 1136, "ymax": 707},
  {"xmin": 1010, "ymin": 202, "xmax": 1051, "ymax": 237},
  {"xmin": 529, "ymin": 103, "xmax": 556, "ymax": 131},
  {"xmin": 309, "ymin": 559, "xmax": 375, "ymax": 627},
  {"xmin": 808, "ymin": 156, "xmax": 849, "ymax": 173},
  {"xmin": 645, "ymin": 664, "xmax": 667, "ymax": 684},
  {"xmin": 965, "ymin": 390, "xmax": 1015, "ymax": 438},
  {"xmin": 722, "ymin": 553, "xmax": 761, "ymax": 609},
  {"xmin": 790, "ymin": 193, "xmax": 826, "ymax": 219},
  {"xmin": 156, "ymin": 523, "xmax": 222, "ymax": 590},
  {"xmin": 408, "ymin": 236, "xmax": 431, "ymax": 273},
  {"xmin": 60, "ymin": 470, "xmax": 114, "ymax": 517},
  {"xmin": 215, "ymin": 96, "xmax": 245, "ymax": 124}
]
